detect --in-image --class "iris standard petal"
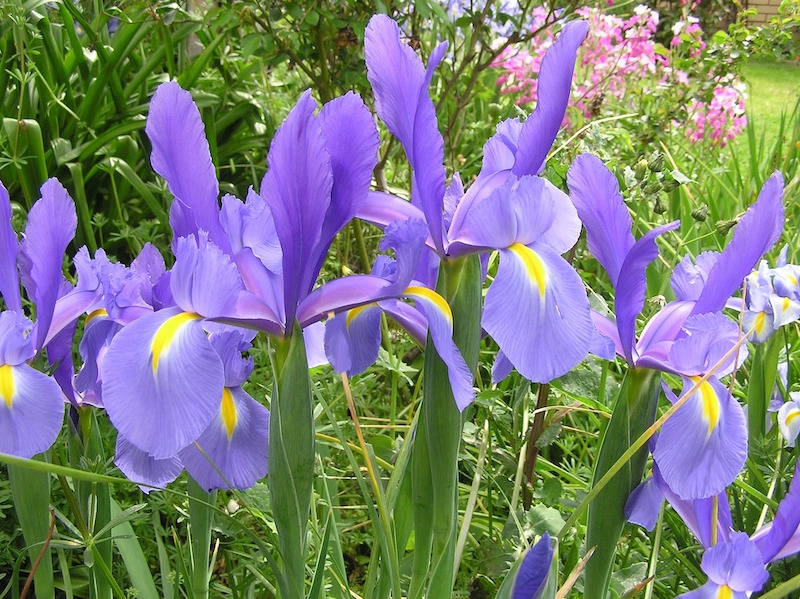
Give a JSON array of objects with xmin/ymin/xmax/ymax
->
[
  {"xmin": 665, "ymin": 313, "xmax": 748, "ymax": 378},
  {"xmin": 701, "ymin": 533, "xmax": 769, "ymax": 593},
  {"xmin": 19, "ymin": 178, "xmax": 77, "ymax": 349},
  {"xmin": 0, "ymin": 362, "xmax": 64, "ymax": 458},
  {"xmin": 303, "ymin": 321, "xmax": 328, "ymax": 368},
  {"xmin": 671, "ymin": 252, "xmax": 718, "ymax": 302},
  {"xmin": 692, "ymin": 172, "xmax": 784, "ymax": 316},
  {"xmin": 590, "ymin": 312, "xmax": 624, "ymax": 358},
  {"xmin": 171, "ymin": 233, "xmax": 244, "ymax": 318},
  {"xmin": 324, "ymin": 305, "xmax": 382, "ymax": 376},
  {"xmin": 208, "ymin": 329, "xmax": 254, "ymax": 388},
  {"xmin": 482, "ymin": 243, "xmax": 591, "ymax": 383},
  {"xmin": 635, "ymin": 301, "xmax": 694, "ymax": 367},
  {"xmin": 146, "ymin": 82, "xmax": 229, "ymax": 252},
  {"xmin": 512, "ymin": 532, "xmax": 554, "ymax": 599},
  {"xmin": 312, "ymin": 92, "xmax": 380, "ymax": 279},
  {"xmin": 0, "ymin": 182, "xmax": 21, "ymax": 312},
  {"xmin": 0, "ymin": 311, "xmax": 35, "ymax": 366},
  {"xmin": 364, "ymin": 15, "xmax": 448, "ymax": 253},
  {"xmin": 261, "ymin": 91, "xmax": 333, "ymax": 327},
  {"xmin": 102, "ymin": 307, "xmax": 224, "ymax": 459},
  {"xmin": 653, "ymin": 376, "xmax": 747, "ymax": 499},
  {"xmin": 511, "ymin": 21, "xmax": 589, "ymax": 177},
  {"xmin": 567, "ymin": 153, "xmax": 635, "ymax": 287},
  {"xmin": 615, "ymin": 221, "xmax": 680, "ymax": 363},
  {"xmin": 114, "ymin": 434, "xmax": 183, "ymax": 493},
  {"xmin": 180, "ymin": 386, "xmax": 269, "ymax": 492},
  {"xmin": 404, "ymin": 286, "xmax": 475, "ymax": 411},
  {"xmin": 448, "ymin": 176, "xmax": 580, "ymax": 255},
  {"xmin": 75, "ymin": 314, "xmax": 121, "ymax": 407}
]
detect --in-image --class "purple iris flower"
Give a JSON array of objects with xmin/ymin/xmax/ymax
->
[
  {"xmin": 0, "ymin": 179, "xmax": 88, "ymax": 457},
  {"xmin": 631, "ymin": 461, "xmax": 800, "ymax": 597},
  {"xmin": 114, "ymin": 328, "xmax": 269, "ymax": 493},
  {"xmin": 568, "ymin": 153, "xmax": 785, "ymax": 499},
  {"xmin": 100, "ymin": 81, "xmax": 449, "ymax": 472},
  {"xmin": 344, "ymin": 15, "xmax": 593, "ymax": 386}
]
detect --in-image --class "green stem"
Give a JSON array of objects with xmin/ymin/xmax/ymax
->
[
  {"xmin": 416, "ymin": 255, "xmax": 482, "ymax": 597},
  {"xmin": 584, "ymin": 368, "xmax": 662, "ymax": 599},
  {"xmin": 188, "ymin": 477, "xmax": 216, "ymax": 599},
  {"xmin": 268, "ymin": 326, "xmax": 315, "ymax": 599}
]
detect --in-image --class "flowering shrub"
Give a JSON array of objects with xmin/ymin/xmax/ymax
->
[{"xmin": 493, "ymin": 4, "xmax": 748, "ymax": 147}]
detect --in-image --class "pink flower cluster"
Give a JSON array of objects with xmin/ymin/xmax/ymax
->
[
  {"xmin": 684, "ymin": 82, "xmax": 748, "ymax": 146},
  {"xmin": 493, "ymin": 5, "xmax": 747, "ymax": 146}
]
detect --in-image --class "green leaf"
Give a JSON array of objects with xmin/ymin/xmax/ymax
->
[
  {"xmin": 110, "ymin": 499, "xmax": 158, "ymax": 599},
  {"xmin": 583, "ymin": 368, "xmax": 661, "ymax": 599}
]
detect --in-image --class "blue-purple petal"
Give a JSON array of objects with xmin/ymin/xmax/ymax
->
[
  {"xmin": 0, "ymin": 362, "xmax": 64, "ymax": 458},
  {"xmin": 512, "ymin": 532, "xmax": 554, "ymax": 599},
  {"xmin": 692, "ymin": 172, "xmax": 784, "ymax": 316},
  {"xmin": 482, "ymin": 243, "xmax": 591, "ymax": 383},
  {"xmin": 179, "ymin": 386, "xmax": 269, "ymax": 491},
  {"xmin": 19, "ymin": 178, "xmax": 77, "ymax": 349},
  {"xmin": 567, "ymin": 153, "xmax": 635, "ymax": 287},
  {"xmin": 625, "ymin": 476, "xmax": 664, "ymax": 531},
  {"xmin": 324, "ymin": 305, "xmax": 382, "ymax": 376},
  {"xmin": 615, "ymin": 221, "xmax": 680, "ymax": 363},
  {"xmin": 511, "ymin": 21, "xmax": 589, "ymax": 177},
  {"xmin": 260, "ymin": 91, "xmax": 333, "ymax": 327},
  {"xmin": 114, "ymin": 434, "xmax": 183, "ymax": 493},
  {"xmin": 171, "ymin": 233, "xmax": 244, "ymax": 318},
  {"xmin": 653, "ymin": 376, "xmax": 747, "ymax": 499},
  {"xmin": 146, "ymin": 82, "xmax": 229, "ymax": 252},
  {"xmin": 0, "ymin": 182, "xmax": 21, "ymax": 312},
  {"xmin": 101, "ymin": 307, "xmax": 224, "ymax": 459}
]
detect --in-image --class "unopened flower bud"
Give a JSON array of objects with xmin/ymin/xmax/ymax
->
[
  {"xmin": 649, "ymin": 153, "xmax": 664, "ymax": 173},
  {"xmin": 634, "ymin": 159, "xmax": 649, "ymax": 181},
  {"xmin": 653, "ymin": 196, "xmax": 667, "ymax": 214},
  {"xmin": 643, "ymin": 182, "xmax": 661, "ymax": 196},
  {"xmin": 691, "ymin": 205, "xmax": 708, "ymax": 221},
  {"xmin": 716, "ymin": 218, "xmax": 738, "ymax": 236},
  {"xmin": 662, "ymin": 176, "xmax": 680, "ymax": 192}
]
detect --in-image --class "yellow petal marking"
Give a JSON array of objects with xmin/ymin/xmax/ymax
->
[
  {"xmin": 509, "ymin": 243, "xmax": 547, "ymax": 298},
  {"xmin": 220, "ymin": 387, "xmax": 237, "ymax": 440},
  {"xmin": 717, "ymin": 585, "xmax": 732, "ymax": 599},
  {"xmin": 404, "ymin": 286, "xmax": 452, "ymax": 324},
  {"xmin": 783, "ymin": 297, "xmax": 791, "ymax": 311},
  {"xmin": 151, "ymin": 312, "xmax": 202, "ymax": 373},
  {"xmin": 786, "ymin": 409, "xmax": 800, "ymax": 428},
  {"xmin": 755, "ymin": 312, "xmax": 766, "ymax": 335},
  {"xmin": 692, "ymin": 376, "xmax": 720, "ymax": 437},
  {"xmin": 346, "ymin": 304, "xmax": 373, "ymax": 329},
  {"xmin": 86, "ymin": 308, "xmax": 108, "ymax": 324},
  {"xmin": 0, "ymin": 365, "xmax": 14, "ymax": 409}
]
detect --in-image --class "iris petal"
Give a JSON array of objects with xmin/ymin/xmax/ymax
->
[
  {"xmin": 146, "ymin": 82, "xmax": 228, "ymax": 252},
  {"xmin": 324, "ymin": 305, "xmax": 382, "ymax": 376},
  {"xmin": 0, "ymin": 363, "xmax": 63, "ymax": 458},
  {"xmin": 102, "ymin": 308, "xmax": 224, "ymax": 459},
  {"xmin": 114, "ymin": 434, "xmax": 182, "ymax": 493},
  {"xmin": 0, "ymin": 182, "xmax": 20, "ymax": 312},
  {"xmin": 483, "ymin": 243, "xmax": 591, "ymax": 383},
  {"xmin": 179, "ymin": 386, "xmax": 269, "ymax": 491},
  {"xmin": 653, "ymin": 377, "xmax": 747, "ymax": 499},
  {"xmin": 404, "ymin": 286, "xmax": 475, "ymax": 411}
]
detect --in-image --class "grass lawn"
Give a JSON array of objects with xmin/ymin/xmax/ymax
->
[{"xmin": 741, "ymin": 58, "xmax": 800, "ymax": 143}]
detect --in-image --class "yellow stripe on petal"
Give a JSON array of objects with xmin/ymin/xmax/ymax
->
[
  {"xmin": 86, "ymin": 308, "xmax": 108, "ymax": 324},
  {"xmin": 220, "ymin": 387, "xmax": 237, "ymax": 440},
  {"xmin": 786, "ymin": 409, "xmax": 800, "ymax": 427},
  {"xmin": 692, "ymin": 376, "xmax": 720, "ymax": 437},
  {"xmin": 0, "ymin": 365, "xmax": 14, "ymax": 409},
  {"xmin": 346, "ymin": 304, "xmax": 373, "ymax": 329},
  {"xmin": 509, "ymin": 243, "xmax": 546, "ymax": 298},
  {"xmin": 404, "ymin": 286, "xmax": 453, "ymax": 324},
  {"xmin": 755, "ymin": 312, "xmax": 767, "ymax": 335},
  {"xmin": 151, "ymin": 312, "xmax": 203, "ymax": 373},
  {"xmin": 717, "ymin": 585, "xmax": 732, "ymax": 599}
]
